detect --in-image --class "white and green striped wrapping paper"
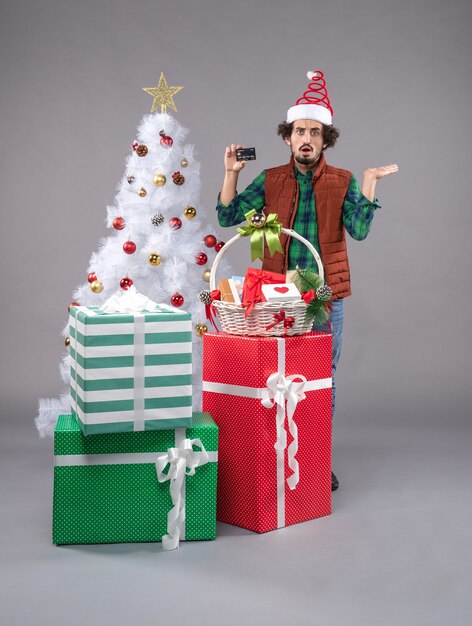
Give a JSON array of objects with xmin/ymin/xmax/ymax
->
[{"xmin": 69, "ymin": 304, "xmax": 193, "ymax": 435}]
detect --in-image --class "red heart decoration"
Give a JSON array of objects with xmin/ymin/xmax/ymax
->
[{"xmin": 274, "ymin": 286, "xmax": 289, "ymax": 293}]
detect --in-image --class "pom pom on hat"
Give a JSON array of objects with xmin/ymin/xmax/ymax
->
[{"xmin": 286, "ymin": 70, "xmax": 333, "ymax": 125}]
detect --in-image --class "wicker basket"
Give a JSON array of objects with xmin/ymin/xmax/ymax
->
[{"xmin": 209, "ymin": 227, "xmax": 325, "ymax": 336}]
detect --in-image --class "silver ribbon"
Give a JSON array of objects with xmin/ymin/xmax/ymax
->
[{"xmin": 156, "ymin": 438, "xmax": 210, "ymax": 551}]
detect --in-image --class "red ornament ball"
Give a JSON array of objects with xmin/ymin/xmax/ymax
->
[
  {"xmin": 159, "ymin": 130, "xmax": 173, "ymax": 147},
  {"xmin": 87, "ymin": 272, "xmax": 97, "ymax": 283},
  {"xmin": 169, "ymin": 217, "xmax": 182, "ymax": 230},
  {"xmin": 195, "ymin": 252, "xmax": 208, "ymax": 265},
  {"xmin": 68, "ymin": 301, "xmax": 80, "ymax": 312},
  {"xmin": 204, "ymin": 234, "xmax": 217, "ymax": 248},
  {"xmin": 171, "ymin": 293, "xmax": 184, "ymax": 307},
  {"xmin": 215, "ymin": 241, "xmax": 225, "ymax": 252},
  {"xmin": 120, "ymin": 277, "xmax": 133, "ymax": 290},
  {"xmin": 123, "ymin": 241, "xmax": 136, "ymax": 254},
  {"xmin": 113, "ymin": 217, "xmax": 126, "ymax": 230}
]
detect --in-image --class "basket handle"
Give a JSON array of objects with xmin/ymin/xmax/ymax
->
[{"xmin": 209, "ymin": 227, "xmax": 324, "ymax": 291}]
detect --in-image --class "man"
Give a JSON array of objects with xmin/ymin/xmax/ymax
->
[{"xmin": 216, "ymin": 71, "xmax": 398, "ymax": 491}]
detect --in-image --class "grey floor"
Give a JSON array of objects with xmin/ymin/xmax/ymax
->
[{"xmin": 2, "ymin": 417, "xmax": 471, "ymax": 626}]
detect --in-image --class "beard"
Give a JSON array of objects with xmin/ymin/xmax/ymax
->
[
  {"xmin": 294, "ymin": 153, "xmax": 318, "ymax": 166},
  {"xmin": 292, "ymin": 144, "xmax": 321, "ymax": 167}
]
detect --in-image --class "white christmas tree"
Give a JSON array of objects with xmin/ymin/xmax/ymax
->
[{"xmin": 36, "ymin": 73, "xmax": 228, "ymax": 437}]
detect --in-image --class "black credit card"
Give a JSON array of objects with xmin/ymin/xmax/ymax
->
[{"xmin": 236, "ymin": 147, "xmax": 256, "ymax": 161}]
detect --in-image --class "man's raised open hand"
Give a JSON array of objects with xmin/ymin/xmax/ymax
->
[{"xmin": 364, "ymin": 164, "xmax": 399, "ymax": 180}]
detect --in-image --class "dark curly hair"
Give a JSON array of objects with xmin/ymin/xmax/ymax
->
[{"xmin": 277, "ymin": 121, "xmax": 340, "ymax": 149}]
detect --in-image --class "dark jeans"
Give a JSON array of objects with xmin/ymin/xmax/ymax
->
[{"xmin": 313, "ymin": 298, "xmax": 344, "ymax": 417}]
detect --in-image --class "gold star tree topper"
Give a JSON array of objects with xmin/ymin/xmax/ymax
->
[{"xmin": 143, "ymin": 73, "xmax": 183, "ymax": 114}]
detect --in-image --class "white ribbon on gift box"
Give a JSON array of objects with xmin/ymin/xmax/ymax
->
[
  {"xmin": 70, "ymin": 288, "xmax": 163, "ymax": 431},
  {"xmin": 55, "ymin": 427, "xmax": 217, "ymax": 549},
  {"xmin": 261, "ymin": 373, "xmax": 305, "ymax": 484},
  {"xmin": 202, "ymin": 337, "xmax": 331, "ymax": 528},
  {"xmin": 156, "ymin": 436, "xmax": 210, "ymax": 551},
  {"xmin": 100, "ymin": 286, "xmax": 158, "ymax": 314},
  {"xmin": 102, "ymin": 287, "xmax": 160, "ymax": 431}
]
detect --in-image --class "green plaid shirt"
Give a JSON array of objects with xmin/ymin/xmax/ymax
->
[{"xmin": 217, "ymin": 166, "xmax": 380, "ymax": 272}]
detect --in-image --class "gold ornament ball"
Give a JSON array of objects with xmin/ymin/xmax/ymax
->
[
  {"xmin": 202, "ymin": 268, "xmax": 211, "ymax": 282},
  {"xmin": 180, "ymin": 158, "xmax": 189, "ymax": 168},
  {"xmin": 148, "ymin": 252, "xmax": 161, "ymax": 266},
  {"xmin": 195, "ymin": 323, "xmax": 208, "ymax": 337},
  {"xmin": 250, "ymin": 213, "xmax": 266, "ymax": 228},
  {"xmin": 65, "ymin": 336, "xmax": 71, "ymax": 347},
  {"xmin": 184, "ymin": 206, "xmax": 197, "ymax": 219},
  {"xmin": 153, "ymin": 173, "xmax": 167, "ymax": 186},
  {"xmin": 90, "ymin": 280, "xmax": 104, "ymax": 293},
  {"xmin": 139, "ymin": 187, "xmax": 147, "ymax": 197}
]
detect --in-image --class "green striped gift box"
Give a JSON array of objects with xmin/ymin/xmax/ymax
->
[
  {"xmin": 53, "ymin": 413, "xmax": 218, "ymax": 545},
  {"xmin": 69, "ymin": 304, "xmax": 193, "ymax": 435}
]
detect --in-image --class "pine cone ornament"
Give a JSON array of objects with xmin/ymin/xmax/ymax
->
[
  {"xmin": 136, "ymin": 144, "xmax": 148, "ymax": 157},
  {"xmin": 316, "ymin": 284, "xmax": 333, "ymax": 302},
  {"xmin": 172, "ymin": 171, "xmax": 185, "ymax": 186},
  {"xmin": 151, "ymin": 213, "xmax": 165, "ymax": 226},
  {"xmin": 198, "ymin": 290, "xmax": 212, "ymax": 305}
]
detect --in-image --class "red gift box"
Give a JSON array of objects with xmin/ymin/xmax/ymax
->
[
  {"xmin": 202, "ymin": 331, "xmax": 332, "ymax": 533},
  {"xmin": 242, "ymin": 268, "xmax": 286, "ymax": 316}
]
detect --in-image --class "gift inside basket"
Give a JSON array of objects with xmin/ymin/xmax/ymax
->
[{"xmin": 204, "ymin": 212, "xmax": 331, "ymax": 337}]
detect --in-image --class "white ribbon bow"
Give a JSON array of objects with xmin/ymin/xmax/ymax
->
[
  {"xmin": 261, "ymin": 373, "xmax": 307, "ymax": 490},
  {"xmin": 100, "ymin": 285, "xmax": 157, "ymax": 314},
  {"xmin": 156, "ymin": 438, "xmax": 210, "ymax": 551}
]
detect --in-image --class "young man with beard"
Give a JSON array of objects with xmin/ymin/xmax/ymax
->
[{"xmin": 216, "ymin": 71, "xmax": 398, "ymax": 491}]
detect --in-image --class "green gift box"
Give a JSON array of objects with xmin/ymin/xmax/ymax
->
[
  {"xmin": 53, "ymin": 413, "xmax": 218, "ymax": 548},
  {"xmin": 69, "ymin": 304, "xmax": 193, "ymax": 435}
]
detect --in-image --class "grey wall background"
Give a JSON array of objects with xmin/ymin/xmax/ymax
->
[
  {"xmin": 1, "ymin": 0, "xmax": 471, "ymax": 428},
  {"xmin": 2, "ymin": 2, "xmax": 472, "ymax": 625}
]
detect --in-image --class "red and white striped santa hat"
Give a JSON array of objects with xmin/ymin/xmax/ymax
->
[{"xmin": 286, "ymin": 70, "xmax": 334, "ymax": 126}]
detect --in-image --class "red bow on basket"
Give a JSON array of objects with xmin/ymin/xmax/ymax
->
[
  {"xmin": 205, "ymin": 290, "xmax": 221, "ymax": 331},
  {"xmin": 301, "ymin": 290, "xmax": 315, "ymax": 304},
  {"xmin": 265, "ymin": 310, "xmax": 296, "ymax": 335}
]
